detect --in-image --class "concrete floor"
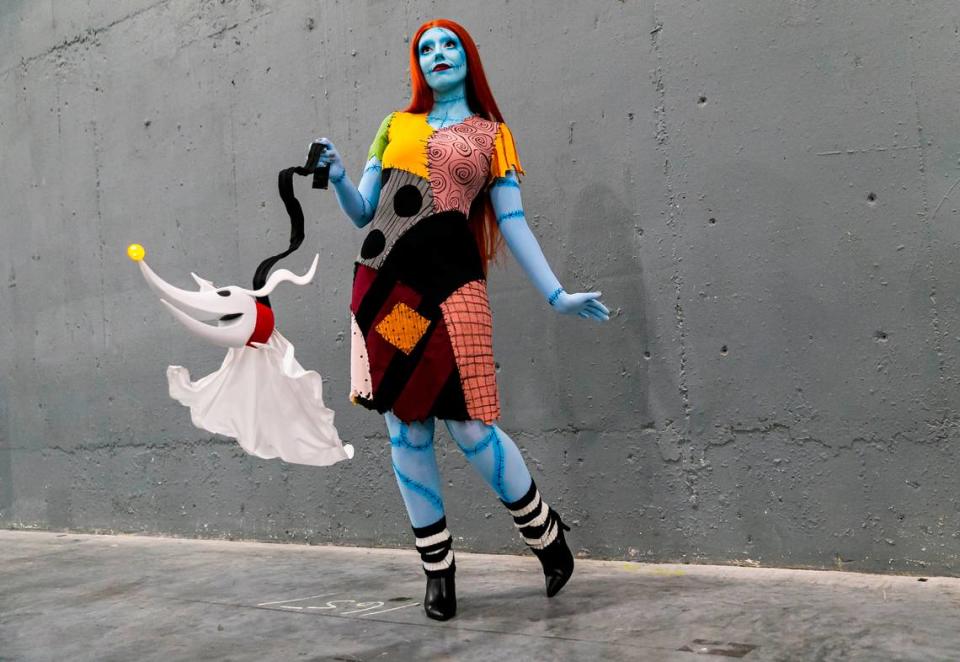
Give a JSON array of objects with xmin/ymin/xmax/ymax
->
[{"xmin": 1, "ymin": 531, "xmax": 958, "ymax": 662}]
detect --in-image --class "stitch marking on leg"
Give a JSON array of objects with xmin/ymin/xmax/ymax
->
[
  {"xmin": 454, "ymin": 426, "xmax": 497, "ymax": 457},
  {"xmin": 392, "ymin": 462, "xmax": 444, "ymax": 510}
]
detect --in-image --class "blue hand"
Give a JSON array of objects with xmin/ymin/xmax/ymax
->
[
  {"xmin": 310, "ymin": 137, "xmax": 346, "ymax": 182},
  {"xmin": 309, "ymin": 137, "xmax": 383, "ymax": 228},
  {"xmin": 551, "ymin": 289, "xmax": 610, "ymax": 321}
]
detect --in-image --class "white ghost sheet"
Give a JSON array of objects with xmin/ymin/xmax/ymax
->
[{"xmin": 167, "ymin": 330, "xmax": 354, "ymax": 467}]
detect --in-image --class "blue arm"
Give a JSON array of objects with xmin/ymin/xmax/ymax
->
[{"xmin": 490, "ymin": 171, "xmax": 610, "ymax": 321}]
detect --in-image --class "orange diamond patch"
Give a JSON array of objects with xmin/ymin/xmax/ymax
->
[{"xmin": 375, "ymin": 302, "xmax": 430, "ymax": 354}]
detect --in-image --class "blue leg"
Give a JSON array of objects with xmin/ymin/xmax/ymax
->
[
  {"xmin": 443, "ymin": 419, "xmax": 533, "ymax": 504},
  {"xmin": 385, "ymin": 411, "xmax": 445, "ymax": 529}
]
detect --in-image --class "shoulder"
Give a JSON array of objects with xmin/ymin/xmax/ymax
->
[
  {"xmin": 495, "ymin": 121, "xmax": 517, "ymax": 142},
  {"xmin": 490, "ymin": 120, "xmax": 524, "ymax": 179},
  {"xmin": 367, "ymin": 112, "xmax": 402, "ymax": 161}
]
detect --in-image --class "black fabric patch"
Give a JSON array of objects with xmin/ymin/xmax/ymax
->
[
  {"xmin": 393, "ymin": 184, "xmax": 423, "ymax": 217},
  {"xmin": 381, "ymin": 168, "xmax": 392, "ymax": 187},
  {"xmin": 354, "ymin": 269, "xmax": 396, "ymax": 334},
  {"xmin": 430, "ymin": 370, "xmax": 470, "ymax": 421},
  {"xmin": 377, "ymin": 211, "xmax": 483, "ymax": 309},
  {"xmin": 360, "ymin": 229, "xmax": 386, "ymax": 259}
]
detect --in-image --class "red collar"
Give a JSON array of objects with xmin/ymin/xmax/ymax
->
[{"xmin": 247, "ymin": 302, "xmax": 275, "ymax": 346}]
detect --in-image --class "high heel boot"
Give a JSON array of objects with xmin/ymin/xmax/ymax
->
[
  {"xmin": 531, "ymin": 512, "xmax": 574, "ymax": 597},
  {"xmin": 414, "ymin": 517, "xmax": 457, "ymax": 620},
  {"xmin": 423, "ymin": 563, "xmax": 457, "ymax": 621},
  {"xmin": 503, "ymin": 481, "xmax": 575, "ymax": 598}
]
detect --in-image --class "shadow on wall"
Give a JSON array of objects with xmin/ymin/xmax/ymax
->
[{"xmin": 556, "ymin": 181, "xmax": 668, "ymax": 427}]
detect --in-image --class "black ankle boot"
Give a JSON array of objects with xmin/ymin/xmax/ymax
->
[
  {"xmin": 531, "ymin": 514, "xmax": 574, "ymax": 598},
  {"xmin": 503, "ymin": 481, "xmax": 575, "ymax": 597},
  {"xmin": 413, "ymin": 517, "xmax": 457, "ymax": 621},
  {"xmin": 423, "ymin": 563, "xmax": 457, "ymax": 621}
]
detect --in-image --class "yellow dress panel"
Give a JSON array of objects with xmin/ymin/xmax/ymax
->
[{"xmin": 381, "ymin": 112, "xmax": 432, "ymax": 179}]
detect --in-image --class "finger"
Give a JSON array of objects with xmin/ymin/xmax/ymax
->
[
  {"xmin": 587, "ymin": 301, "xmax": 610, "ymax": 316},
  {"xmin": 584, "ymin": 303, "xmax": 603, "ymax": 318},
  {"xmin": 588, "ymin": 304, "xmax": 610, "ymax": 319},
  {"xmin": 578, "ymin": 310, "xmax": 590, "ymax": 319}
]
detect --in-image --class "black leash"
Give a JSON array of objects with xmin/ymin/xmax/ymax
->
[{"xmin": 252, "ymin": 144, "xmax": 330, "ymax": 305}]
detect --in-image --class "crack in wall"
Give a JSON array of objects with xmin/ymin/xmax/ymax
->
[
  {"xmin": 650, "ymin": 3, "xmax": 692, "ymax": 446},
  {"xmin": 3, "ymin": 0, "xmax": 172, "ymax": 77},
  {"xmin": 907, "ymin": 52, "xmax": 946, "ymax": 390}
]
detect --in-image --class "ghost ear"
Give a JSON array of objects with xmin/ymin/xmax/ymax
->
[
  {"xmin": 236, "ymin": 253, "xmax": 319, "ymax": 298},
  {"xmin": 190, "ymin": 273, "xmax": 216, "ymax": 291}
]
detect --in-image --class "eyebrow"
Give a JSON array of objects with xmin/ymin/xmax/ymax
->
[{"xmin": 420, "ymin": 29, "xmax": 457, "ymax": 48}]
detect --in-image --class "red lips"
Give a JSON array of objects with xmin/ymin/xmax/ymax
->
[{"xmin": 432, "ymin": 63, "xmax": 451, "ymax": 72}]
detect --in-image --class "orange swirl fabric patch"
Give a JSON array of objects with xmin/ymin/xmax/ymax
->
[{"xmin": 427, "ymin": 116, "xmax": 497, "ymax": 214}]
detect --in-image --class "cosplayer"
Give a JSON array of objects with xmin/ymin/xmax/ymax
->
[
  {"xmin": 127, "ymin": 154, "xmax": 353, "ymax": 468},
  {"xmin": 312, "ymin": 19, "xmax": 610, "ymax": 620}
]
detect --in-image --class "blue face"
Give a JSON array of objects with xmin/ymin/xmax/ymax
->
[{"xmin": 417, "ymin": 27, "xmax": 468, "ymax": 93}]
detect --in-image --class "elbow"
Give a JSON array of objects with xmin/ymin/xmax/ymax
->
[{"xmin": 352, "ymin": 212, "xmax": 373, "ymax": 229}]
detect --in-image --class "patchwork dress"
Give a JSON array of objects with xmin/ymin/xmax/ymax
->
[{"xmin": 349, "ymin": 111, "xmax": 523, "ymax": 424}]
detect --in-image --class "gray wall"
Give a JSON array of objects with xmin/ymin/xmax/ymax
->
[{"xmin": 2, "ymin": 0, "xmax": 959, "ymax": 576}]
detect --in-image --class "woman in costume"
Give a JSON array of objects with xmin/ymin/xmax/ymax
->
[{"xmin": 312, "ymin": 19, "xmax": 610, "ymax": 621}]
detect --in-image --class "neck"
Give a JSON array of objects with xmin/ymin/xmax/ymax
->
[
  {"xmin": 427, "ymin": 83, "xmax": 473, "ymax": 128},
  {"xmin": 432, "ymin": 82, "xmax": 466, "ymax": 104}
]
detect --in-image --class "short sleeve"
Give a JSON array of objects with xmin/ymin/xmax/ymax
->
[
  {"xmin": 490, "ymin": 122, "xmax": 525, "ymax": 180},
  {"xmin": 366, "ymin": 112, "xmax": 395, "ymax": 162}
]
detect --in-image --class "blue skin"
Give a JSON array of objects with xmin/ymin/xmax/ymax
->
[{"xmin": 315, "ymin": 29, "xmax": 611, "ymax": 527}]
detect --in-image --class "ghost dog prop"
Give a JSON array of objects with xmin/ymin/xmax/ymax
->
[{"xmin": 127, "ymin": 151, "xmax": 353, "ymax": 467}]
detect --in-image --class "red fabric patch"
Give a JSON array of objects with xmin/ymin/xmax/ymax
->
[
  {"xmin": 391, "ymin": 318, "xmax": 456, "ymax": 422},
  {"xmin": 366, "ymin": 281, "xmax": 423, "ymax": 393},
  {"xmin": 351, "ymin": 264, "xmax": 379, "ymax": 314},
  {"xmin": 247, "ymin": 302, "xmax": 275, "ymax": 346}
]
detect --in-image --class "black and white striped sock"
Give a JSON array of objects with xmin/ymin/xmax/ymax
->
[
  {"xmin": 413, "ymin": 517, "xmax": 455, "ymax": 577},
  {"xmin": 502, "ymin": 481, "xmax": 559, "ymax": 551}
]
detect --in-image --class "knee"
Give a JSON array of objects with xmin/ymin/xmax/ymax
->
[
  {"xmin": 446, "ymin": 420, "xmax": 497, "ymax": 454},
  {"xmin": 390, "ymin": 418, "xmax": 435, "ymax": 450}
]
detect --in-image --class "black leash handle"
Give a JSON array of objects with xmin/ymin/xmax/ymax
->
[{"xmin": 306, "ymin": 142, "xmax": 329, "ymax": 190}]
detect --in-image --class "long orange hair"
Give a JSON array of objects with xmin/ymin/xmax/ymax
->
[{"xmin": 404, "ymin": 19, "xmax": 505, "ymax": 270}]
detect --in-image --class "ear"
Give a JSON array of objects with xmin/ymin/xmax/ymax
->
[
  {"xmin": 235, "ymin": 254, "xmax": 319, "ymax": 298},
  {"xmin": 190, "ymin": 273, "xmax": 216, "ymax": 291}
]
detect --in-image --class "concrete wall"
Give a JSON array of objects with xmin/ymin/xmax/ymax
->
[{"xmin": 2, "ymin": 0, "xmax": 958, "ymax": 576}]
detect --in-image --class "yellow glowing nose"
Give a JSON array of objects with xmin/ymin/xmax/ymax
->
[{"xmin": 126, "ymin": 244, "xmax": 145, "ymax": 262}]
